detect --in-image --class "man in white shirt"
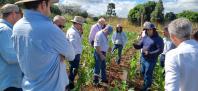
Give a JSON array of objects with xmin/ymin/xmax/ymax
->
[
  {"xmin": 93, "ymin": 25, "xmax": 113, "ymax": 86},
  {"xmin": 165, "ymin": 18, "xmax": 198, "ymax": 91},
  {"xmin": 66, "ymin": 16, "xmax": 84, "ymax": 89}
]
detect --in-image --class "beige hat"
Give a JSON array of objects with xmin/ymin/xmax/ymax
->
[
  {"xmin": 15, "ymin": 0, "xmax": 59, "ymax": 4},
  {"xmin": 70, "ymin": 16, "xmax": 85, "ymax": 25},
  {"xmin": 0, "ymin": 4, "xmax": 19, "ymax": 14}
]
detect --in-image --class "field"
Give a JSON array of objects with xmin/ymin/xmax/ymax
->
[{"xmin": 63, "ymin": 16, "xmax": 198, "ymax": 91}]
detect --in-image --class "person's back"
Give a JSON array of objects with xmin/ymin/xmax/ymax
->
[
  {"xmin": 0, "ymin": 4, "xmax": 22, "ymax": 91},
  {"xmin": 165, "ymin": 18, "xmax": 198, "ymax": 91},
  {"xmin": 165, "ymin": 40, "xmax": 198, "ymax": 91},
  {"xmin": 13, "ymin": 0, "xmax": 75, "ymax": 91}
]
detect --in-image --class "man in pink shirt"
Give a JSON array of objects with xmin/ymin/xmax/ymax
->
[{"xmin": 89, "ymin": 17, "xmax": 106, "ymax": 46}]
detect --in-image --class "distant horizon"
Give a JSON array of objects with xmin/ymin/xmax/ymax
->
[{"xmin": 59, "ymin": 0, "xmax": 198, "ymax": 18}]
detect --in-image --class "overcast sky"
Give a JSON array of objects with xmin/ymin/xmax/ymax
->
[{"xmin": 59, "ymin": 0, "xmax": 198, "ymax": 18}]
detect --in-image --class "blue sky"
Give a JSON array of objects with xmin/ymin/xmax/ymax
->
[{"xmin": 59, "ymin": 0, "xmax": 198, "ymax": 18}]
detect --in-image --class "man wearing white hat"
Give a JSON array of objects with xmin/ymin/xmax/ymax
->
[
  {"xmin": 66, "ymin": 16, "xmax": 84, "ymax": 89},
  {"xmin": 13, "ymin": 0, "xmax": 75, "ymax": 91},
  {"xmin": 0, "ymin": 4, "xmax": 22, "ymax": 91}
]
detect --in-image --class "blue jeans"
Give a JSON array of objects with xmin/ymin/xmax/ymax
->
[
  {"xmin": 93, "ymin": 50, "xmax": 107, "ymax": 84},
  {"xmin": 112, "ymin": 44, "xmax": 123, "ymax": 64},
  {"xmin": 140, "ymin": 56, "xmax": 157, "ymax": 91},
  {"xmin": 69, "ymin": 54, "xmax": 81, "ymax": 83}
]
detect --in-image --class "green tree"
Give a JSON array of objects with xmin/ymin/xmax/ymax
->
[
  {"xmin": 177, "ymin": 10, "xmax": 198, "ymax": 22},
  {"xmin": 106, "ymin": 3, "xmax": 116, "ymax": 16},
  {"xmin": 165, "ymin": 12, "xmax": 176, "ymax": 22},
  {"xmin": 128, "ymin": 4, "xmax": 144, "ymax": 25},
  {"xmin": 128, "ymin": 1, "xmax": 156, "ymax": 25},
  {"xmin": 151, "ymin": 0, "xmax": 164, "ymax": 24},
  {"xmin": 0, "ymin": 0, "xmax": 18, "ymax": 6},
  {"xmin": 143, "ymin": 1, "xmax": 156, "ymax": 21}
]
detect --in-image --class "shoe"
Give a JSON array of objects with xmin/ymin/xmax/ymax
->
[{"xmin": 100, "ymin": 80, "xmax": 109, "ymax": 87}]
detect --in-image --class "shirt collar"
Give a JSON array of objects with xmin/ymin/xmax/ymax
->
[
  {"xmin": 72, "ymin": 25, "xmax": 81, "ymax": 36},
  {"xmin": 0, "ymin": 19, "xmax": 13, "ymax": 29},
  {"xmin": 23, "ymin": 9, "xmax": 51, "ymax": 21},
  {"xmin": 177, "ymin": 39, "xmax": 197, "ymax": 48}
]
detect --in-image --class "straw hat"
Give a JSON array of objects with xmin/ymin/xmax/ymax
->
[
  {"xmin": 15, "ymin": 0, "xmax": 59, "ymax": 4},
  {"xmin": 70, "ymin": 16, "xmax": 85, "ymax": 25}
]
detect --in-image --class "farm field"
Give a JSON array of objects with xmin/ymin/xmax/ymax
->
[{"xmin": 62, "ymin": 16, "xmax": 184, "ymax": 91}]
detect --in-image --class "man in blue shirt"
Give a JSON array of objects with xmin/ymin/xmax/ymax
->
[
  {"xmin": 0, "ymin": 4, "xmax": 22, "ymax": 91},
  {"xmin": 13, "ymin": 0, "xmax": 75, "ymax": 91}
]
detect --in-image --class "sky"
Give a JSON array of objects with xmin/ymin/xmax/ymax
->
[{"xmin": 59, "ymin": 0, "xmax": 198, "ymax": 18}]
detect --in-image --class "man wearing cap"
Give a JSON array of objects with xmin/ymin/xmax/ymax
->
[
  {"xmin": 66, "ymin": 16, "xmax": 84, "ymax": 89},
  {"xmin": 13, "ymin": 0, "xmax": 75, "ymax": 91},
  {"xmin": 89, "ymin": 17, "xmax": 106, "ymax": 46},
  {"xmin": 93, "ymin": 25, "xmax": 113, "ymax": 85},
  {"xmin": 53, "ymin": 15, "xmax": 66, "ymax": 30},
  {"xmin": 0, "ymin": 4, "xmax": 22, "ymax": 91}
]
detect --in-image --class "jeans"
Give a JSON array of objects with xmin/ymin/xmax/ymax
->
[
  {"xmin": 93, "ymin": 50, "xmax": 107, "ymax": 84},
  {"xmin": 112, "ymin": 44, "xmax": 123, "ymax": 64},
  {"xmin": 140, "ymin": 56, "xmax": 157, "ymax": 91},
  {"xmin": 69, "ymin": 54, "xmax": 81, "ymax": 83},
  {"xmin": 4, "ymin": 87, "xmax": 22, "ymax": 91}
]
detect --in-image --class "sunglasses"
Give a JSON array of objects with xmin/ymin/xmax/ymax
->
[{"xmin": 58, "ymin": 25, "xmax": 65, "ymax": 29}]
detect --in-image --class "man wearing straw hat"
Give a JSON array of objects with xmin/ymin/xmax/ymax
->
[
  {"xmin": 66, "ymin": 16, "xmax": 84, "ymax": 89},
  {"xmin": 13, "ymin": 0, "xmax": 75, "ymax": 91},
  {"xmin": 0, "ymin": 4, "xmax": 22, "ymax": 91}
]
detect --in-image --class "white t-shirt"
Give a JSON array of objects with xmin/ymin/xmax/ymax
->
[{"xmin": 94, "ymin": 31, "xmax": 109, "ymax": 52}]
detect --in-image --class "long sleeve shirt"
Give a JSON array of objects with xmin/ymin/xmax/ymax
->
[
  {"xmin": 66, "ymin": 26, "xmax": 83, "ymax": 55},
  {"xmin": 12, "ymin": 10, "xmax": 75, "ymax": 91},
  {"xmin": 0, "ymin": 19, "xmax": 22, "ymax": 91},
  {"xmin": 112, "ymin": 32, "xmax": 127, "ymax": 47},
  {"xmin": 89, "ymin": 23, "xmax": 103, "ymax": 45},
  {"xmin": 165, "ymin": 40, "xmax": 198, "ymax": 91}
]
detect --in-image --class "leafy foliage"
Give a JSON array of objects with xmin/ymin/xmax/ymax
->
[
  {"xmin": 177, "ymin": 10, "xmax": 198, "ymax": 23},
  {"xmin": 165, "ymin": 12, "xmax": 176, "ymax": 22},
  {"xmin": 128, "ymin": 1, "xmax": 157, "ymax": 25},
  {"xmin": 151, "ymin": 0, "xmax": 164, "ymax": 24},
  {"xmin": 106, "ymin": 3, "xmax": 116, "ymax": 16}
]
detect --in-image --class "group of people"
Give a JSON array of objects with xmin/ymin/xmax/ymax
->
[
  {"xmin": 0, "ymin": 0, "xmax": 128, "ymax": 91},
  {"xmin": 133, "ymin": 19, "xmax": 198, "ymax": 91},
  {"xmin": 1, "ymin": 0, "xmax": 198, "ymax": 91}
]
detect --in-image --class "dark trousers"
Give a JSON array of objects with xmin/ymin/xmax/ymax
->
[
  {"xmin": 4, "ymin": 87, "xmax": 22, "ymax": 91},
  {"xmin": 140, "ymin": 56, "xmax": 157, "ymax": 91},
  {"xmin": 112, "ymin": 44, "xmax": 123, "ymax": 64},
  {"xmin": 93, "ymin": 50, "xmax": 107, "ymax": 84},
  {"xmin": 69, "ymin": 54, "xmax": 81, "ymax": 83}
]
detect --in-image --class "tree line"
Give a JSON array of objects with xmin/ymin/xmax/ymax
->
[{"xmin": 128, "ymin": 0, "xmax": 198, "ymax": 25}]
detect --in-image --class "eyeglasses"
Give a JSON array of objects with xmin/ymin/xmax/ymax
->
[{"xmin": 58, "ymin": 25, "xmax": 65, "ymax": 29}]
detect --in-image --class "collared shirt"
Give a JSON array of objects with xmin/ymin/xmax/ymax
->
[
  {"xmin": 165, "ymin": 40, "xmax": 198, "ymax": 91},
  {"xmin": 0, "ymin": 19, "xmax": 22, "ymax": 91},
  {"xmin": 89, "ymin": 23, "xmax": 103, "ymax": 44},
  {"xmin": 94, "ymin": 31, "xmax": 109, "ymax": 52},
  {"xmin": 66, "ymin": 26, "xmax": 83, "ymax": 55},
  {"xmin": 162, "ymin": 37, "xmax": 175, "ymax": 54},
  {"xmin": 112, "ymin": 32, "xmax": 127, "ymax": 47},
  {"xmin": 12, "ymin": 10, "xmax": 75, "ymax": 91}
]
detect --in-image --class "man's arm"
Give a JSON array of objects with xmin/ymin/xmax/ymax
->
[
  {"xmin": 48, "ymin": 29, "xmax": 75, "ymax": 61},
  {"xmin": 165, "ymin": 53, "xmax": 180, "ymax": 91},
  {"xmin": 0, "ymin": 30, "xmax": 18, "ymax": 64}
]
